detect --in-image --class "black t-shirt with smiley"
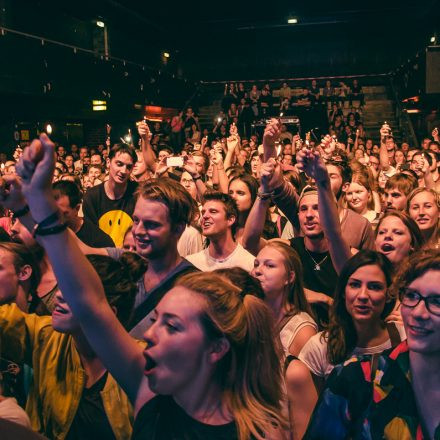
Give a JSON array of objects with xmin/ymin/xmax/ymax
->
[{"xmin": 82, "ymin": 180, "xmax": 138, "ymax": 247}]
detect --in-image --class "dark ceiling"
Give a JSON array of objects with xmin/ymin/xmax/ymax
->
[
  {"xmin": 6, "ymin": 0, "xmax": 440, "ymax": 80},
  {"xmin": 33, "ymin": 0, "xmax": 439, "ymax": 43}
]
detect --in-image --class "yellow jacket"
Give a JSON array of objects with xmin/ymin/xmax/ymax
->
[{"xmin": 0, "ymin": 304, "xmax": 134, "ymax": 440}]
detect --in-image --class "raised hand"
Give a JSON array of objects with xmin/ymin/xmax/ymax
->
[
  {"xmin": 320, "ymin": 134, "xmax": 335, "ymax": 158},
  {"xmin": 154, "ymin": 157, "xmax": 169, "ymax": 177},
  {"xmin": 260, "ymin": 158, "xmax": 282, "ymax": 193},
  {"xmin": 432, "ymin": 127, "xmax": 439, "ymax": 141},
  {"xmin": 183, "ymin": 156, "xmax": 199, "ymax": 177},
  {"xmin": 13, "ymin": 146, "xmax": 23, "ymax": 162},
  {"xmin": 229, "ymin": 122, "xmax": 238, "ymax": 137},
  {"xmin": 296, "ymin": 146, "xmax": 328, "ymax": 183},
  {"xmin": 15, "ymin": 134, "xmax": 55, "ymax": 196},
  {"xmin": 137, "ymin": 121, "xmax": 151, "ymax": 141},
  {"xmin": 226, "ymin": 134, "xmax": 239, "ymax": 152},
  {"xmin": 14, "ymin": 134, "xmax": 57, "ymax": 222},
  {"xmin": 380, "ymin": 123, "xmax": 391, "ymax": 140},
  {"xmin": 201, "ymin": 135, "xmax": 208, "ymax": 148},
  {"xmin": 211, "ymin": 150, "xmax": 224, "ymax": 168},
  {"xmin": 262, "ymin": 119, "xmax": 281, "ymax": 162}
]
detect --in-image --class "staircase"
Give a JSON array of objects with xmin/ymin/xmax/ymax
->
[
  {"xmin": 198, "ymin": 99, "xmax": 222, "ymax": 127},
  {"xmin": 197, "ymin": 82, "xmax": 404, "ymax": 144},
  {"xmin": 361, "ymin": 85, "xmax": 402, "ymax": 143}
]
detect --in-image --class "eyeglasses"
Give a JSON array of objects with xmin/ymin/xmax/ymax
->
[{"xmin": 400, "ymin": 288, "xmax": 440, "ymax": 316}]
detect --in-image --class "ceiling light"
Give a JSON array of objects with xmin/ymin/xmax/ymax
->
[
  {"xmin": 46, "ymin": 124, "xmax": 53, "ymax": 135},
  {"xmin": 96, "ymin": 21, "xmax": 105, "ymax": 28},
  {"xmin": 287, "ymin": 18, "xmax": 298, "ymax": 24},
  {"xmin": 163, "ymin": 52, "xmax": 170, "ymax": 58},
  {"xmin": 430, "ymin": 36, "xmax": 436, "ymax": 43}
]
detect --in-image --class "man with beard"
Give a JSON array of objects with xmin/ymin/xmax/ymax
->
[
  {"xmin": 262, "ymin": 121, "xmax": 375, "ymax": 251},
  {"xmin": 289, "ymin": 188, "xmax": 340, "ymax": 309}
]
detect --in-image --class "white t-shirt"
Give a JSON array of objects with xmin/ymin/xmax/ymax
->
[
  {"xmin": 186, "ymin": 243, "xmax": 255, "ymax": 272},
  {"xmin": 298, "ymin": 328, "xmax": 405, "ymax": 378},
  {"xmin": 177, "ymin": 226, "xmax": 203, "ymax": 258},
  {"xmin": 279, "ymin": 312, "xmax": 317, "ymax": 356}
]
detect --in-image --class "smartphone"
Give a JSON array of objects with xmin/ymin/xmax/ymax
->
[{"xmin": 166, "ymin": 156, "xmax": 184, "ymax": 167}]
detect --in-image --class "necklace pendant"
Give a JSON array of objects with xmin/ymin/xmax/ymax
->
[{"xmin": 314, "ymin": 264, "xmax": 320, "ymax": 271}]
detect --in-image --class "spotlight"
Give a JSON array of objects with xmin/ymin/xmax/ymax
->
[
  {"xmin": 46, "ymin": 124, "xmax": 53, "ymax": 135},
  {"xmin": 96, "ymin": 21, "xmax": 105, "ymax": 28},
  {"xmin": 430, "ymin": 36, "xmax": 436, "ymax": 43},
  {"xmin": 163, "ymin": 52, "xmax": 170, "ymax": 58},
  {"xmin": 287, "ymin": 18, "xmax": 298, "ymax": 24}
]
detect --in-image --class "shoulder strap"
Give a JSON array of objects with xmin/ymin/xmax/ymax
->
[{"xmin": 386, "ymin": 322, "xmax": 402, "ymax": 347}]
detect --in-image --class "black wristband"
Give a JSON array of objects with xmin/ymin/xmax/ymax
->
[
  {"xmin": 34, "ymin": 223, "xmax": 67, "ymax": 237},
  {"xmin": 32, "ymin": 211, "xmax": 61, "ymax": 238},
  {"xmin": 193, "ymin": 175, "xmax": 202, "ymax": 181},
  {"xmin": 37, "ymin": 211, "xmax": 60, "ymax": 229},
  {"xmin": 12, "ymin": 205, "xmax": 30, "ymax": 219}
]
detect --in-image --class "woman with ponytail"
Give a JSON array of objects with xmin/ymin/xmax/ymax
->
[
  {"xmin": 136, "ymin": 272, "xmax": 286, "ymax": 439},
  {"xmin": 9, "ymin": 134, "xmax": 287, "ymax": 439}
]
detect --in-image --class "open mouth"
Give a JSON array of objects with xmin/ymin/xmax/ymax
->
[
  {"xmin": 53, "ymin": 305, "xmax": 69, "ymax": 315},
  {"xmin": 381, "ymin": 243, "xmax": 395, "ymax": 253},
  {"xmin": 144, "ymin": 353, "xmax": 157, "ymax": 375},
  {"xmin": 136, "ymin": 239, "xmax": 151, "ymax": 246}
]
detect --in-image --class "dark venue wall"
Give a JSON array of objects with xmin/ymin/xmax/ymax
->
[{"xmin": 0, "ymin": 0, "xmax": 439, "ymax": 148}]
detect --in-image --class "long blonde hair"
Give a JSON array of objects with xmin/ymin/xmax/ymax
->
[{"xmin": 175, "ymin": 272, "xmax": 286, "ymax": 439}]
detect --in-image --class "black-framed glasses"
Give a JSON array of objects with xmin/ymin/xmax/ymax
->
[{"xmin": 400, "ymin": 288, "xmax": 440, "ymax": 316}]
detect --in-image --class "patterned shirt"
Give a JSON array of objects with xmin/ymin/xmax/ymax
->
[{"xmin": 305, "ymin": 341, "xmax": 440, "ymax": 439}]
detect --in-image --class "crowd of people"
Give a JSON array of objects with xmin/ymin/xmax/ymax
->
[{"xmin": 0, "ymin": 100, "xmax": 438, "ymax": 439}]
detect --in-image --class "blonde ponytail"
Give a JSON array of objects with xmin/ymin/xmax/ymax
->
[{"xmin": 176, "ymin": 272, "xmax": 287, "ymax": 439}]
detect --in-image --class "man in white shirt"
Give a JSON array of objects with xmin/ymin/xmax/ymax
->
[{"xmin": 187, "ymin": 192, "xmax": 255, "ymax": 272}]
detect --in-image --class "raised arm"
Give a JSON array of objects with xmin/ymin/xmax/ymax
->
[
  {"xmin": 211, "ymin": 146, "xmax": 229, "ymax": 194},
  {"xmin": 224, "ymin": 133, "xmax": 238, "ymax": 170},
  {"xmin": 184, "ymin": 156, "xmax": 208, "ymax": 197},
  {"xmin": 138, "ymin": 121, "xmax": 158, "ymax": 173},
  {"xmin": 0, "ymin": 175, "xmax": 107, "ymax": 257},
  {"xmin": 15, "ymin": 135, "xmax": 149, "ymax": 406},
  {"xmin": 242, "ymin": 160, "xmax": 281, "ymax": 255},
  {"xmin": 379, "ymin": 124, "xmax": 391, "ymax": 171},
  {"xmin": 296, "ymin": 146, "xmax": 351, "ymax": 273},
  {"xmin": 263, "ymin": 118, "xmax": 280, "ymax": 162}
]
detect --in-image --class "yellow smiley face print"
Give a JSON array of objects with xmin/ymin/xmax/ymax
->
[{"xmin": 98, "ymin": 210, "xmax": 133, "ymax": 248}]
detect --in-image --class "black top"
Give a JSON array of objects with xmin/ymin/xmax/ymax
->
[
  {"xmin": 66, "ymin": 372, "xmax": 116, "ymax": 440},
  {"xmin": 132, "ymin": 395, "xmax": 238, "ymax": 440},
  {"xmin": 290, "ymin": 237, "xmax": 338, "ymax": 327},
  {"xmin": 82, "ymin": 180, "xmax": 138, "ymax": 247},
  {"xmin": 289, "ymin": 237, "xmax": 338, "ymax": 298},
  {"xmin": 76, "ymin": 217, "xmax": 114, "ymax": 248}
]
